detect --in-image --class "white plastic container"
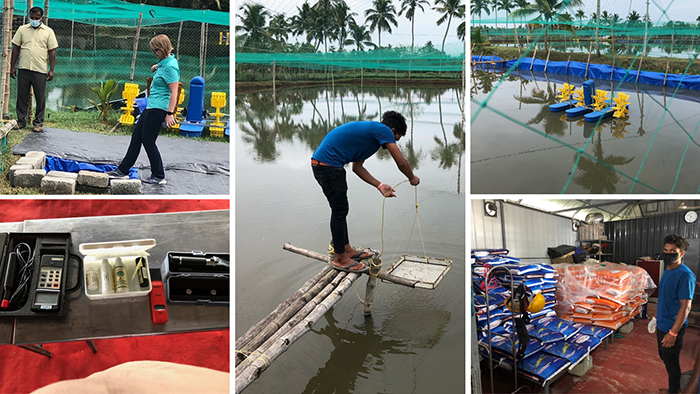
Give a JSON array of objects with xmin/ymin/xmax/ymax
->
[{"xmin": 79, "ymin": 239, "xmax": 154, "ymax": 300}]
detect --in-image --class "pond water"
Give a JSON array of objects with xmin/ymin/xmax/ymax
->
[
  {"xmin": 235, "ymin": 85, "xmax": 465, "ymax": 393},
  {"xmin": 471, "ymin": 68, "xmax": 700, "ymax": 194}
]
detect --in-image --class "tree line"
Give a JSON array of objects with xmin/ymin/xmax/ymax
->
[{"xmin": 236, "ymin": 0, "xmax": 465, "ymax": 54}]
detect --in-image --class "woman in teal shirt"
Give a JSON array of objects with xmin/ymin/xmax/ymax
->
[{"xmin": 109, "ymin": 34, "xmax": 179, "ymax": 184}]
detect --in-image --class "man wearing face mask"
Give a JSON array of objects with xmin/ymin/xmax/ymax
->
[
  {"xmin": 10, "ymin": 7, "xmax": 58, "ymax": 133},
  {"xmin": 655, "ymin": 234, "xmax": 696, "ymax": 394}
]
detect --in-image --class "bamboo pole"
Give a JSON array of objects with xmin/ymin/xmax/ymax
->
[
  {"xmin": 514, "ymin": 27, "xmax": 521, "ymax": 59},
  {"xmin": 663, "ymin": 61, "xmax": 669, "ymax": 87},
  {"xmin": 363, "ymin": 257, "xmax": 381, "ymax": 315},
  {"xmin": 585, "ymin": 42, "xmax": 593, "ymax": 79},
  {"xmin": 283, "ymin": 243, "xmax": 420, "ymax": 288},
  {"xmin": 636, "ymin": 53, "xmax": 644, "ymax": 83},
  {"xmin": 69, "ymin": 18, "xmax": 74, "ymax": 60},
  {"xmin": 176, "ymin": 19, "xmax": 183, "ymax": 61},
  {"xmin": 129, "ymin": 12, "xmax": 143, "ymax": 83},
  {"xmin": 235, "ymin": 269, "xmax": 353, "ymax": 377},
  {"xmin": 43, "ymin": 0, "xmax": 49, "ymax": 25},
  {"xmin": 199, "ymin": 22, "xmax": 205, "ymax": 76},
  {"xmin": 235, "ymin": 272, "xmax": 358, "ymax": 393},
  {"xmin": 544, "ymin": 45, "xmax": 551, "ymax": 73},
  {"xmin": 565, "ymin": 56, "xmax": 571, "ymax": 73},
  {"xmin": 1, "ymin": 0, "xmax": 15, "ymax": 117},
  {"xmin": 530, "ymin": 47, "xmax": 537, "ymax": 71},
  {"xmin": 234, "ymin": 265, "xmax": 334, "ymax": 356},
  {"xmin": 234, "ymin": 267, "xmax": 339, "ymax": 366},
  {"xmin": 273, "ymin": 60, "xmax": 277, "ymax": 129}
]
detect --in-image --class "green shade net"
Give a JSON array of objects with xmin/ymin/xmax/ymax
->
[
  {"xmin": 1, "ymin": 0, "xmax": 230, "ymax": 111},
  {"xmin": 470, "ymin": 0, "xmax": 700, "ymax": 194},
  {"xmin": 236, "ymin": 45, "xmax": 465, "ymax": 72}
]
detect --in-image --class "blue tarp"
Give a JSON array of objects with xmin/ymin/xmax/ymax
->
[
  {"xmin": 480, "ymin": 55, "xmax": 700, "ymax": 90},
  {"xmin": 45, "ymin": 156, "xmax": 138, "ymax": 179}
]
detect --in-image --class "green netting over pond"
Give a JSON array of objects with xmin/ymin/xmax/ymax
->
[
  {"xmin": 236, "ymin": 46, "xmax": 465, "ymax": 72},
  {"xmin": 9, "ymin": 0, "xmax": 229, "ymax": 27}
]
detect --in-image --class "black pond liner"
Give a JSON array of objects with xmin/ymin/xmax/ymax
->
[{"xmin": 13, "ymin": 127, "xmax": 230, "ymax": 195}]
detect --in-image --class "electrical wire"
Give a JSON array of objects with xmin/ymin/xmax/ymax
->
[{"xmin": 9, "ymin": 243, "xmax": 35, "ymax": 308}]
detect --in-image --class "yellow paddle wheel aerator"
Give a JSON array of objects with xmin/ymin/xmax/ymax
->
[
  {"xmin": 574, "ymin": 88, "xmax": 586, "ymax": 107},
  {"xmin": 592, "ymin": 89, "xmax": 609, "ymax": 111},
  {"xmin": 612, "ymin": 92, "xmax": 631, "ymax": 118},
  {"xmin": 557, "ymin": 83, "xmax": 575, "ymax": 103}
]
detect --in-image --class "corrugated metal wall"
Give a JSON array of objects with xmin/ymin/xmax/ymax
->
[
  {"xmin": 607, "ymin": 212, "xmax": 700, "ymax": 264},
  {"xmin": 471, "ymin": 200, "xmax": 577, "ymax": 261}
]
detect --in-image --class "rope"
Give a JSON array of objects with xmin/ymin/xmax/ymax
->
[
  {"xmin": 235, "ymin": 349, "xmax": 271, "ymax": 368},
  {"xmin": 351, "ymin": 180, "xmax": 451, "ymax": 304}
]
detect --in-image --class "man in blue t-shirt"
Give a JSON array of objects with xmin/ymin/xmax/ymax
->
[
  {"xmin": 311, "ymin": 110, "xmax": 420, "ymax": 273},
  {"xmin": 655, "ymin": 234, "xmax": 696, "ymax": 394}
]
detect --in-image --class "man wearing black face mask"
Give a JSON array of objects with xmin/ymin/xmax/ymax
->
[{"xmin": 655, "ymin": 234, "xmax": 696, "ymax": 394}]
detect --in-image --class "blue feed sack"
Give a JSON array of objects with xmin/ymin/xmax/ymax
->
[
  {"xmin": 543, "ymin": 340, "xmax": 589, "ymax": 365},
  {"xmin": 489, "ymin": 335, "xmax": 544, "ymax": 361},
  {"xmin": 491, "ymin": 353, "xmax": 571, "ymax": 386},
  {"xmin": 533, "ymin": 316, "xmax": 582, "ymax": 340},
  {"xmin": 567, "ymin": 332, "xmax": 603, "ymax": 352},
  {"xmin": 45, "ymin": 156, "xmax": 138, "ymax": 179},
  {"xmin": 572, "ymin": 323, "xmax": 614, "ymax": 339}
]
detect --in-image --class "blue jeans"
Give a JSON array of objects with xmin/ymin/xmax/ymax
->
[{"xmin": 312, "ymin": 164, "xmax": 349, "ymax": 254}]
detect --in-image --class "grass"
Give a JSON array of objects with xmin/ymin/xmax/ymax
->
[{"xmin": 1, "ymin": 107, "xmax": 229, "ymax": 195}]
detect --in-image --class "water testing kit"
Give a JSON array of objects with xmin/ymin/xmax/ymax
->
[
  {"xmin": 79, "ymin": 239, "xmax": 154, "ymax": 300},
  {"xmin": 0, "ymin": 232, "xmax": 76, "ymax": 317},
  {"xmin": 160, "ymin": 251, "xmax": 229, "ymax": 304}
]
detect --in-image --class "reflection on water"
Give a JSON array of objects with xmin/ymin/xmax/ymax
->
[
  {"xmin": 471, "ymin": 68, "xmax": 700, "ymax": 194},
  {"xmin": 489, "ymin": 40, "xmax": 699, "ymax": 58},
  {"xmin": 236, "ymin": 85, "xmax": 464, "ymax": 191}
]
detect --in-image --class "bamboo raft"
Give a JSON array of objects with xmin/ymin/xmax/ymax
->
[{"xmin": 234, "ymin": 243, "xmax": 446, "ymax": 393}]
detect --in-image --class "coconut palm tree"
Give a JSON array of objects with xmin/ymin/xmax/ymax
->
[
  {"xmin": 364, "ymin": 0, "xmax": 399, "ymax": 48},
  {"xmin": 510, "ymin": 0, "xmax": 584, "ymax": 47},
  {"xmin": 470, "ymin": 0, "xmax": 491, "ymax": 26},
  {"xmin": 333, "ymin": 1, "xmax": 357, "ymax": 51},
  {"xmin": 291, "ymin": 2, "xmax": 315, "ymax": 46},
  {"xmin": 434, "ymin": 0, "xmax": 465, "ymax": 52},
  {"xmin": 236, "ymin": 2, "xmax": 270, "ymax": 52},
  {"xmin": 399, "ymin": 0, "xmax": 431, "ymax": 48},
  {"xmin": 497, "ymin": 0, "xmax": 515, "ymax": 30},
  {"xmin": 457, "ymin": 19, "xmax": 465, "ymax": 40},
  {"xmin": 268, "ymin": 14, "xmax": 289, "ymax": 51},
  {"xmin": 627, "ymin": 10, "xmax": 640, "ymax": 26},
  {"xmin": 575, "ymin": 9, "xmax": 585, "ymax": 23},
  {"xmin": 349, "ymin": 21, "xmax": 376, "ymax": 51}
]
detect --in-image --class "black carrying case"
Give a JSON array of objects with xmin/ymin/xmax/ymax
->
[
  {"xmin": 160, "ymin": 251, "xmax": 229, "ymax": 304},
  {"xmin": 0, "ymin": 232, "xmax": 77, "ymax": 318}
]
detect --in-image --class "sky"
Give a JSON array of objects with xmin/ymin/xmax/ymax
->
[
  {"xmin": 473, "ymin": 0, "xmax": 700, "ymax": 25},
  {"xmin": 234, "ymin": 0, "xmax": 465, "ymax": 54}
]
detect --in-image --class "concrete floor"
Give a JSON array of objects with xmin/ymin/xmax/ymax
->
[{"xmin": 481, "ymin": 303, "xmax": 700, "ymax": 394}]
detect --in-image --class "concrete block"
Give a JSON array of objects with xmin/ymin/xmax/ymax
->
[
  {"xmin": 16, "ymin": 155, "xmax": 44, "ymax": 170},
  {"xmin": 7, "ymin": 164, "xmax": 32, "ymax": 183},
  {"xmin": 24, "ymin": 150, "xmax": 46, "ymax": 168},
  {"xmin": 13, "ymin": 169, "xmax": 46, "ymax": 188},
  {"xmin": 569, "ymin": 355, "xmax": 592, "ymax": 377},
  {"xmin": 77, "ymin": 170, "xmax": 109, "ymax": 188},
  {"xmin": 47, "ymin": 171, "xmax": 78, "ymax": 180},
  {"xmin": 620, "ymin": 320, "xmax": 634, "ymax": 334},
  {"xmin": 76, "ymin": 184, "xmax": 109, "ymax": 194},
  {"xmin": 110, "ymin": 179, "xmax": 141, "ymax": 195},
  {"xmin": 23, "ymin": 151, "xmax": 46, "ymax": 168},
  {"xmin": 41, "ymin": 176, "xmax": 76, "ymax": 195}
]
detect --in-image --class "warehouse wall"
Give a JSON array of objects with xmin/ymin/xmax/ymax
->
[
  {"xmin": 606, "ymin": 212, "xmax": 700, "ymax": 264},
  {"xmin": 471, "ymin": 200, "xmax": 577, "ymax": 261}
]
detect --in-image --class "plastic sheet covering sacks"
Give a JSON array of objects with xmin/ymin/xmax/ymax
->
[{"xmin": 555, "ymin": 262, "xmax": 656, "ymax": 330}]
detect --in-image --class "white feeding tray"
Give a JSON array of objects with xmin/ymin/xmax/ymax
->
[{"xmin": 383, "ymin": 254, "xmax": 452, "ymax": 289}]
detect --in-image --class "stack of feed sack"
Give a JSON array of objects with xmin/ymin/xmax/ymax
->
[
  {"xmin": 473, "ymin": 250, "xmax": 575, "ymax": 385},
  {"xmin": 554, "ymin": 262, "xmax": 656, "ymax": 330},
  {"xmin": 494, "ymin": 263, "xmax": 558, "ymax": 320}
]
